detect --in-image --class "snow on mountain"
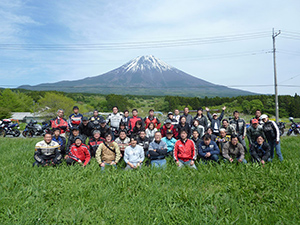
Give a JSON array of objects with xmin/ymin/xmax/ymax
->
[{"xmin": 121, "ymin": 55, "xmax": 173, "ymax": 73}]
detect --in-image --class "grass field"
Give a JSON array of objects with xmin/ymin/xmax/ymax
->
[{"xmin": 0, "ymin": 136, "xmax": 299, "ymax": 224}]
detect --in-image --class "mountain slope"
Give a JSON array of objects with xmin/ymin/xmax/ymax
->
[{"xmin": 19, "ymin": 55, "xmax": 255, "ymax": 97}]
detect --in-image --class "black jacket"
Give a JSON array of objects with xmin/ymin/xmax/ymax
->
[
  {"xmin": 79, "ymin": 122, "xmax": 94, "ymax": 137},
  {"xmin": 194, "ymin": 115, "xmax": 208, "ymax": 130},
  {"xmin": 250, "ymin": 142, "xmax": 271, "ymax": 162}
]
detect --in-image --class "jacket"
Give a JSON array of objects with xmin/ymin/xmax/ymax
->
[
  {"xmin": 66, "ymin": 134, "xmax": 83, "ymax": 152},
  {"xmin": 115, "ymin": 136, "xmax": 131, "ymax": 152},
  {"xmin": 34, "ymin": 140, "xmax": 62, "ymax": 165},
  {"xmin": 106, "ymin": 113, "xmax": 123, "ymax": 131},
  {"xmin": 161, "ymin": 137, "xmax": 177, "ymax": 153},
  {"xmin": 250, "ymin": 141, "xmax": 271, "ymax": 162},
  {"xmin": 174, "ymin": 139, "xmax": 196, "ymax": 162},
  {"xmin": 68, "ymin": 113, "xmax": 83, "ymax": 128},
  {"xmin": 247, "ymin": 125, "xmax": 265, "ymax": 146},
  {"xmin": 144, "ymin": 116, "xmax": 161, "ymax": 129},
  {"xmin": 96, "ymin": 141, "xmax": 121, "ymax": 164},
  {"xmin": 230, "ymin": 118, "xmax": 247, "ymax": 137},
  {"xmin": 145, "ymin": 128, "xmax": 157, "ymax": 142},
  {"xmin": 148, "ymin": 140, "xmax": 168, "ymax": 160},
  {"xmin": 191, "ymin": 137, "xmax": 201, "ymax": 152},
  {"xmin": 89, "ymin": 115, "xmax": 105, "ymax": 130},
  {"xmin": 222, "ymin": 142, "xmax": 245, "ymax": 161},
  {"xmin": 181, "ymin": 113, "xmax": 193, "ymax": 126},
  {"xmin": 128, "ymin": 116, "xmax": 143, "ymax": 132},
  {"xmin": 50, "ymin": 117, "xmax": 68, "ymax": 134},
  {"xmin": 88, "ymin": 137, "xmax": 105, "ymax": 157},
  {"xmin": 160, "ymin": 124, "xmax": 178, "ymax": 138},
  {"xmin": 263, "ymin": 120, "xmax": 280, "ymax": 142},
  {"xmin": 194, "ymin": 115, "xmax": 208, "ymax": 130},
  {"xmin": 124, "ymin": 145, "xmax": 145, "ymax": 164},
  {"xmin": 78, "ymin": 121, "xmax": 94, "ymax": 137},
  {"xmin": 177, "ymin": 123, "xmax": 191, "ymax": 138},
  {"xmin": 68, "ymin": 143, "xmax": 91, "ymax": 166},
  {"xmin": 215, "ymin": 135, "xmax": 231, "ymax": 153},
  {"xmin": 191, "ymin": 125, "xmax": 205, "ymax": 138},
  {"xmin": 137, "ymin": 136, "xmax": 150, "ymax": 152},
  {"xmin": 207, "ymin": 110, "xmax": 224, "ymax": 134},
  {"xmin": 220, "ymin": 124, "xmax": 236, "ymax": 136},
  {"xmin": 52, "ymin": 135, "xmax": 66, "ymax": 155},
  {"xmin": 198, "ymin": 140, "xmax": 220, "ymax": 157}
]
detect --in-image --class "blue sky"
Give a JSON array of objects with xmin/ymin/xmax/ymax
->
[{"xmin": 0, "ymin": 0, "xmax": 300, "ymax": 95}]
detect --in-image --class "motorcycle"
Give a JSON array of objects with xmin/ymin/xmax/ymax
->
[
  {"xmin": 0, "ymin": 119, "xmax": 21, "ymax": 137},
  {"xmin": 287, "ymin": 117, "xmax": 300, "ymax": 136},
  {"xmin": 277, "ymin": 122, "xmax": 286, "ymax": 136},
  {"xmin": 22, "ymin": 120, "xmax": 51, "ymax": 137}
]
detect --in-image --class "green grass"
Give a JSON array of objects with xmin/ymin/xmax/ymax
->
[{"xmin": 0, "ymin": 137, "xmax": 299, "ymax": 224}]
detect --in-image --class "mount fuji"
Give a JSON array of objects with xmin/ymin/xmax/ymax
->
[{"xmin": 19, "ymin": 55, "xmax": 254, "ymax": 97}]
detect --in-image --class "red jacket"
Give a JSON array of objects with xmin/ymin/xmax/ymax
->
[
  {"xmin": 174, "ymin": 139, "xmax": 196, "ymax": 162},
  {"xmin": 128, "ymin": 116, "xmax": 143, "ymax": 132},
  {"xmin": 160, "ymin": 124, "xmax": 178, "ymax": 138},
  {"xmin": 68, "ymin": 143, "xmax": 91, "ymax": 166},
  {"xmin": 51, "ymin": 117, "xmax": 68, "ymax": 134},
  {"xmin": 144, "ymin": 116, "xmax": 161, "ymax": 129}
]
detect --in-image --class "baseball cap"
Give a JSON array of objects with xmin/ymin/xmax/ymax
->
[
  {"xmin": 165, "ymin": 119, "xmax": 172, "ymax": 124},
  {"xmin": 82, "ymin": 117, "xmax": 88, "ymax": 121},
  {"xmin": 213, "ymin": 113, "xmax": 218, "ymax": 117},
  {"xmin": 168, "ymin": 112, "xmax": 173, "ymax": 115},
  {"xmin": 252, "ymin": 119, "xmax": 259, "ymax": 124},
  {"xmin": 166, "ymin": 129, "xmax": 173, "ymax": 134}
]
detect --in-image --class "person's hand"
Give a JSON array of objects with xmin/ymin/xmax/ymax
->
[
  {"xmin": 205, "ymin": 107, "xmax": 209, "ymax": 112},
  {"xmin": 110, "ymin": 162, "xmax": 116, "ymax": 165},
  {"xmin": 238, "ymin": 159, "xmax": 243, "ymax": 163},
  {"xmin": 100, "ymin": 162, "xmax": 105, "ymax": 167},
  {"xmin": 242, "ymin": 136, "xmax": 245, "ymax": 140},
  {"xmin": 229, "ymin": 158, "xmax": 234, "ymax": 163},
  {"xmin": 276, "ymin": 141, "xmax": 279, "ymax": 144},
  {"xmin": 64, "ymin": 155, "xmax": 69, "ymax": 159},
  {"xmin": 222, "ymin": 106, "xmax": 226, "ymax": 111},
  {"xmin": 136, "ymin": 163, "xmax": 140, "ymax": 167},
  {"xmin": 176, "ymin": 161, "xmax": 180, "ymax": 167},
  {"xmin": 82, "ymin": 164, "xmax": 86, "ymax": 167},
  {"xmin": 78, "ymin": 160, "xmax": 82, "ymax": 165},
  {"xmin": 205, "ymin": 152, "xmax": 211, "ymax": 158},
  {"xmin": 261, "ymin": 160, "xmax": 265, "ymax": 165},
  {"xmin": 190, "ymin": 160, "xmax": 195, "ymax": 166}
]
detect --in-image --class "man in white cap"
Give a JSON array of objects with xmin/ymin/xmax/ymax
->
[{"xmin": 261, "ymin": 114, "xmax": 283, "ymax": 162}]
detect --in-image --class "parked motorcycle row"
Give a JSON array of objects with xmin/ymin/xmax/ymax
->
[{"xmin": 0, "ymin": 119, "xmax": 51, "ymax": 138}]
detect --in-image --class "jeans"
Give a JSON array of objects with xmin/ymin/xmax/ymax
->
[
  {"xmin": 178, "ymin": 159, "xmax": 197, "ymax": 169},
  {"xmin": 125, "ymin": 163, "xmax": 142, "ymax": 170},
  {"xmin": 238, "ymin": 135, "xmax": 248, "ymax": 153},
  {"xmin": 151, "ymin": 159, "xmax": 167, "ymax": 168},
  {"xmin": 101, "ymin": 162, "xmax": 117, "ymax": 171},
  {"xmin": 201, "ymin": 154, "xmax": 219, "ymax": 163},
  {"xmin": 268, "ymin": 140, "xmax": 283, "ymax": 161}
]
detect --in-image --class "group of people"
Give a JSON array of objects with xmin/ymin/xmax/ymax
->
[{"xmin": 33, "ymin": 105, "xmax": 284, "ymax": 170}]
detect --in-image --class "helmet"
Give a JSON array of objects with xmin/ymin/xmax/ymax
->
[
  {"xmin": 289, "ymin": 117, "xmax": 294, "ymax": 121},
  {"xmin": 260, "ymin": 114, "xmax": 268, "ymax": 120}
]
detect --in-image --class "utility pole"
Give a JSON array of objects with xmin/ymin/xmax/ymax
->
[{"xmin": 272, "ymin": 28, "xmax": 281, "ymax": 123}]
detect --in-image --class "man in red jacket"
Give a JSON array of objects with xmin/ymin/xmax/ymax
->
[
  {"xmin": 65, "ymin": 136, "xmax": 91, "ymax": 167},
  {"xmin": 161, "ymin": 119, "xmax": 178, "ymax": 138},
  {"xmin": 50, "ymin": 109, "xmax": 69, "ymax": 136},
  {"xmin": 174, "ymin": 129, "xmax": 197, "ymax": 169},
  {"xmin": 128, "ymin": 109, "xmax": 143, "ymax": 132},
  {"xmin": 144, "ymin": 109, "xmax": 161, "ymax": 129}
]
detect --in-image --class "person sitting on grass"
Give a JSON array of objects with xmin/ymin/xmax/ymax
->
[
  {"xmin": 148, "ymin": 132, "xmax": 168, "ymax": 168},
  {"xmin": 52, "ymin": 128, "xmax": 66, "ymax": 156},
  {"xmin": 198, "ymin": 134, "xmax": 219, "ymax": 163},
  {"xmin": 215, "ymin": 128, "xmax": 231, "ymax": 154},
  {"xmin": 247, "ymin": 119, "xmax": 265, "ymax": 149},
  {"xmin": 33, "ymin": 133, "xmax": 62, "ymax": 167},
  {"xmin": 115, "ymin": 130, "xmax": 131, "ymax": 157},
  {"xmin": 173, "ymin": 129, "xmax": 197, "ymax": 169},
  {"xmin": 131, "ymin": 120, "xmax": 144, "ymax": 138},
  {"xmin": 137, "ymin": 129, "xmax": 150, "ymax": 155},
  {"xmin": 250, "ymin": 135, "xmax": 270, "ymax": 165},
  {"xmin": 222, "ymin": 134, "xmax": 247, "ymax": 164},
  {"xmin": 66, "ymin": 127, "xmax": 82, "ymax": 152},
  {"xmin": 88, "ymin": 130, "xmax": 104, "ymax": 157},
  {"xmin": 124, "ymin": 136, "xmax": 145, "ymax": 170},
  {"xmin": 96, "ymin": 133, "xmax": 121, "ymax": 171},
  {"xmin": 177, "ymin": 116, "xmax": 191, "ymax": 139},
  {"xmin": 114, "ymin": 122, "xmax": 129, "ymax": 139},
  {"xmin": 65, "ymin": 136, "xmax": 90, "ymax": 167},
  {"xmin": 203, "ymin": 127, "xmax": 217, "ymax": 142},
  {"xmin": 161, "ymin": 129, "xmax": 177, "ymax": 157}
]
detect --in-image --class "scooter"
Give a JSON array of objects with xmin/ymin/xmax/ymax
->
[{"xmin": 287, "ymin": 117, "xmax": 300, "ymax": 136}]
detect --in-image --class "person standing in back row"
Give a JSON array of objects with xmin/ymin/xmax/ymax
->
[
  {"xmin": 182, "ymin": 107, "xmax": 193, "ymax": 126},
  {"xmin": 194, "ymin": 108, "xmax": 208, "ymax": 130},
  {"xmin": 106, "ymin": 106, "xmax": 123, "ymax": 137},
  {"xmin": 144, "ymin": 109, "xmax": 161, "ymax": 129},
  {"xmin": 230, "ymin": 111, "xmax": 247, "ymax": 153},
  {"xmin": 128, "ymin": 109, "xmax": 143, "ymax": 132},
  {"xmin": 206, "ymin": 106, "xmax": 226, "ymax": 136}
]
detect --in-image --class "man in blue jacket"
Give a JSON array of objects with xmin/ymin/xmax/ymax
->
[
  {"xmin": 198, "ymin": 134, "xmax": 220, "ymax": 163},
  {"xmin": 148, "ymin": 132, "xmax": 168, "ymax": 168}
]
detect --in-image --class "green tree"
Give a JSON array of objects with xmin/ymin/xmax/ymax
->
[
  {"xmin": 38, "ymin": 93, "xmax": 75, "ymax": 119},
  {"xmin": 105, "ymin": 94, "xmax": 132, "ymax": 112},
  {"xmin": 0, "ymin": 89, "xmax": 33, "ymax": 112},
  {"xmin": 0, "ymin": 107, "xmax": 12, "ymax": 120}
]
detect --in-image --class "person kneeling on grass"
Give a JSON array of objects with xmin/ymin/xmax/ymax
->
[
  {"xmin": 222, "ymin": 134, "xmax": 247, "ymax": 164},
  {"xmin": 96, "ymin": 133, "xmax": 121, "ymax": 171},
  {"xmin": 33, "ymin": 133, "xmax": 62, "ymax": 167},
  {"xmin": 198, "ymin": 134, "xmax": 219, "ymax": 163},
  {"xmin": 65, "ymin": 136, "xmax": 91, "ymax": 167},
  {"xmin": 161, "ymin": 129, "xmax": 177, "ymax": 156},
  {"xmin": 250, "ymin": 135, "xmax": 270, "ymax": 165},
  {"xmin": 148, "ymin": 131, "xmax": 168, "ymax": 168},
  {"xmin": 124, "ymin": 136, "xmax": 145, "ymax": 170},
  {"xmin": 173, "ymin": 129, "xmax": 197, "ymax": 169}
]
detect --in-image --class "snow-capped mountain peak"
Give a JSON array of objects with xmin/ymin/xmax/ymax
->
[{"xmin": 121, "ymin": 55, "xmax": 173, "ymax": 73}]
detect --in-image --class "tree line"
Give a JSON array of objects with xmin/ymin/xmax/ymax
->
[{"xmin": 0, "ymin": 88, "xmax": 299, "ymax": 120}]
